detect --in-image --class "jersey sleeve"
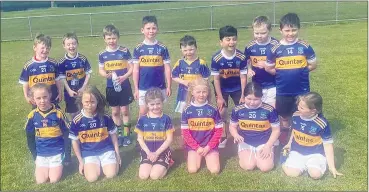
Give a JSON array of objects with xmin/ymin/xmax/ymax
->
[
  {"xmin": 230, "ymin": 108, "xmax": 238, "ymax": 124},
  {"xmin": 19, "ymin": 64, "xmax": 29, "ymax": 85},
  {"xmin": 320, "ymin": 121, "xmax": 333, "ymax": 144},
  {"xmin": 171, "ymin": 60, "xmax": 181, "ymax": 78},
  {"xmin": 84, "ymin": 57, "xmax": 92, "ymax": 74},
  {"xmin": 165, "ymin": 116, "xmax": 175, "ymax": 133},
  {"xmin": 53, "ymin": 61, "xmax": 61, "ymax": 81},
  {"xmin": 58, "ymin": 60, "xmax": 66, "ymax": 79},
  {"xmin": 163, "ymin": 47, "xmax": 171, "ymax": 65},
  {"xmin": 265, "ymin": 46, "xmax": 276, "ymax": 67},
  {"xmin": 68, "ymin": 121, "xmax": 79, "ymax": 141},
  {"xmin": 59, "ymin": 111, "xmax": 70, "ymax": 133},
  {"xmin": 268, "ymin": 108, "xmax": 280, "ymax": 127},
  {"xmin": 24, "ymin": 113, "xmax": 34, "ymax": 132},
  {"xmin": 134, "ymin": 118, "xmax": 144, "ymax": 136},
  {"xmin": 98, "ymin": 52, "xmax": 105, "ymax": 68},
  {"xmin": 106, "ymin": 115, "xmax": 117, "ymax": 134},
  {"xmin": 244, "ymin": 46, "xmax": 251, "ymax": 62},
  {"xmin": 305, "ymin": 45, "xmax": 316, "ymax": 63},
  {"xmin": 207, "ymin": 108, "xmax": 223, "ymax": 149},
  {"xmin": 199, "ymin": 60, "xmax": 211, "ymax": 79},
  {"xmin": 239, "ymin": 57, "xmax": 248, "ymax": 75},
  {"xmin": 132, "ymin": 47, "xmax": 140, "ymax": 65},
  {"xmin": 210, "ymin": 57, "xmax": 220, "ymax": 76},
  {"xmin": 126, "ymin": 49, "xmax": 133, "ymax": 64}
]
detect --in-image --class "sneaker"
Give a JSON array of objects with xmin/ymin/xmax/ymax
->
[
  {"xmin": 122, "ymin": 137, "xmax": 132, "ymax": 147},
  {"xmin": 218, "ymin": 137, "xmax": 228, "ymax": 148}
]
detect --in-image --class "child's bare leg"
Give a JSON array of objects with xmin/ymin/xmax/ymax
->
[
  {"xmin": 35, "ymin": 166, "xmax": 49, "ymax": 184},
  {"xmin": 102, "ymin": 163, "xmax": 118, "ymax": 179},
  {"xmin": 120, "ymin": 106, "xmax": 130, "ymax": 134},
  {"xmin": 205, "ymin": 151, "xmax": 220, "ymax": 174},
  {"xmin": 84, "ymin": 163, "xmax": 101, "ymax": 182},
  {"xmin": 139, "ymin": 163, "xmax": 152, "ymax": 180},
  {"xmin": 282, "ymin": 165, "xmax": 302, "ymax": 177},
  {"xmin": 187, "ymin": 151, "xmax": 202, "ymax": 173},
  {"xmin": 307, "ymin": 168, "xmax": 323, "ymax": 180},
  {"xmin": 111, "ymin": 106, "xmax": 122, "ymax": 126},
  {"xmin": 256, "ymin": 147, "xmax": 274, "ymax": 172},
  {"xmin": 48, "ymin": 166, "xmax": 63, "ymax": 183},
  {"xmin": 238, "ymin": 149, "xmax": 256, "ymax": 171},
  {"xmin": 149, "ymin": 164, "xmax": 167, "ymax": 180}
]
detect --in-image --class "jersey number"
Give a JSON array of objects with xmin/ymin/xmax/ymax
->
[
  {"xmin": 90, "ymin": 123, "xmax": 96, "ymax": 128},
  {"xmin": 248, "ymin": 113, "xmax": 256, "ymax": 119},
  {"xmin": 41, "ymin": 67, "xmax": 46, "ymax": 72}
]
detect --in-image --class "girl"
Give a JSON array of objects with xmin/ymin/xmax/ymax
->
[
  {"xmin": 181, "ymin": 78, "xmax": 223, "ymax": 174},
  {"xmin": 25, "ymin": 83, "xmax": 70, "ymax": 184},
  {"xmin": 229, "ymin": 82, "xmax": 280, "ymax": 172},
  {"xmin": 282, "ymin": 92, "xmax": 343, "ymax": 179},
  {"xmin": 134, "ymin": 87, "xmax": 174, "ymax": 180},
  {"xmin": 69, "ymin": 85, "xmax": 121, "ymax": 182}
]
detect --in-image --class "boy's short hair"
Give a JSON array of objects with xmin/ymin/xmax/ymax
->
[
  {"xmin": 280, "ymin": 13, "xmax": 300, "ymax": 29},
  {"xmin": 252, "ymin": 16, "xmax": 272, "ymax": 31},
  {"xmin": 62, "ymin": 32, "xmax": 79, "ymax": 45},
  {"xmin": 33, "ymin": 33, "xmax": 51, "ymax": 48},
  {"xmin": 180, "ymin": 35, "xmax": 197, "ymax": 49},
  {"xmin": 145, "ymin": 87, "xmax": 165, "ymax": 103},
  {"xmin": 30, "ymin": 83, "xmax": 52, "ymax": 98},
  {"xmin": 142, "ymin": 16, "xmax": 158, "ymax": 27},
  {"xmin": 103, "ymin": 24, "xmax": 120, "ymax": 38},
  {"xmin": 219, "ymin": 25, "xmax": 237, "ymax": 40}
]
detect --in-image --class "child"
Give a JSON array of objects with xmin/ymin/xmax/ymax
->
[
  {"xmin": 19, "ymin": 33, "xmax": 63, "ymax": 108},
  {"xmin": 282, "ymin": 92, "xmax": 343, "ymax": 179},
  {"xmin": 265, "ymin": 13, "xmax": 318, "ymax": 146},
  {"xmin": 229, "ymin": 82, "xmax": 280, "ymax": 172},
  {"xmin": 69, "ymin": 85, "xmax": 121, "ymax": 182},
  {"xmin": 211, "ymin": 25, "xmax": 248, "ymax": 148},
  {"xmin": 98, "ymin": 24, "xmax": 134, "ymax": 147},
  {"xmin": 244, "ymin": 16, "xmax": 279, "ymax": 107},
  {"xmin": 132, "ymin": 15, "xmax": 172, "ymax": 117},
  {"xmin": 172, "ymin": 35, "xmax": 211, "ymax": 113},
  {"xmin": 24, "ymin": 83, "xmax": 70, "ymax": 184},
  {"xmin": 59, "ymin": 32, "xmax": 92, "ymax": 118},
  {"xmin": 181, "ymin": 78, "xmax": 223, "ymax": 174},
  {"xmin": 134, "ymin": 87, "xmax": 175, "ymax": 180}
]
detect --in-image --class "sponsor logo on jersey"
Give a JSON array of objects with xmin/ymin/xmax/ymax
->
[
  {"xmin": 29, "ymin": 73, "xmax": 56, "ymax": 87},
  {"xmin": 104, "ymin": 60, "xmax": 128, "ymax": 71},
  {"xmin": 293, "ymin": 130, "xmax": 322, "ymax": 146},
  {"xmin": 188, "ymin": 118, "xmax": 215, "ymax": 131},
  {"xmin": 275, "ymin": 55, "xmax": 307, "ymax": 69},
  {"xmin": 180, "ymin": 74, "xmax": 201, "ymax": 81},
  {"xmin": 139, "ymin": 55, "xmax": 163, "ymax": 67},
  {"xmin": 142, "ymin": 131, "xmax": 166, "ymax": 141},
  {"xmin": 238, "ymin": 120, "xmax": 271, "ymax": 131},
  {"xmin": 250, "ymin": 56, "xmax": 267, "ymax": 67},
  {"xmin": 66, "ymin": 68, "xmax": 86, "ymax": 81},
  {"xmin": 219, "ymin": 68, "xmax": 240, "ymax": 78},
  {"xmin": 78, "ymin": 127, "xmax": 109, "ymax": 143},
  {"xmin": 36, "ymin": 127, "xmax": 62, "ymax": 138}
]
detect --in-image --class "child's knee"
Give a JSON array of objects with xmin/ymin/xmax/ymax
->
[
  {"xmin": 258, "ymin": 163, "xmax": 274, "ymax": 173},
  {"xmin": 36, "ymin": 176, "xmax": 48, "ymax": 184},
  {"xmin": 308, "ymin": 168, "xmax": 323, "ymax": 180},
  {"xmin": 49, "ymin": 177, "xmax": 61, "ymax": 184},
  {"xmin": 239, "ymin": 161, "xmax": 256, "ymax": 171},
  {"xmin": 104, "ymin": 170, "xmax": 117, "ymax": 179},
  {"xmin": 208, "ymin": 166, "xmax": 220, "ymax": 174},
  {"xmin": 85, "ymin": 173, "xmax": 99, "ymax": 183},
  {"xmin": 139, "ymin": 171, "xmax": 150, "ymax": 180},
  {"xmin": 187, "ymin": 166, "xmax": 198, "ymax": 174},
  {"xmin": 282, "ymin": 165, "xmax": 301, "ymax": 177},
  {"xmin": 149, "ymin": 172, "xmax": 163, "ymax": 180}
]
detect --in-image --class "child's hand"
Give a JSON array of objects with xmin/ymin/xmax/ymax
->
[
  {"xmin": 134, "ymin": 90, "xmax": 139, "ymax": 100},
  {"xmin": 201, "ymin": 146, "xmax": 210, "ymax": 156},
  {"xmin": 106, "ymin": 71, "xmax": 112, "ymax": 79},
  {"xmin": 183, "ymin": 81, "xmax": 189, "ymax": 87},
  {"xmin": 77, "ymin": 87, "xmax": 86, "ymax": 95},
  {"xmin": 216, "ymin": 97, "xmax": 225, "ymax": 111},
  {"xmin": 256, "ymin": 61, "xmax": 266, "ymax": 69},
  {"xmin": 56, "ymin": 93, "xmax": 63, "ymax": 102},
  {"xmin": 26, "ymin": 97, "xmax": 35, "ymax": 105},
  {"xmin": 259, "ymin": 145, "xmax": 272, "ymax": 159},
  {"xmin": 329, "ymin": 167, "xmax": 343, "ymax": 178},
  {"xmin": 67, "ymin": 89, "xmax": 78, "ymax": 97},
  {"xmin": 116, "ymin": 153, "xmax": 122, "ymax": 167},
  {"xmin": 233, "ymin": 134, "xmax": 244, "ymax": 144},
  {"xmin": 116, "ymin": 76, "xmax": 126, "ymax": 84},
  {"xmin": 78, "ymin": 162, "xmax": 84, "ymax": 175},
  {"xmin": 283, "ymin": 143, "xmax": 291, "ymax": 151},
  {"xmin": 166, "ymin": 87, "xmax": 171, "ymax": 97},
  {"xmin": 196, "ymin": 147, "xmax": 204, "ymax": 154},
  {"xmin": 239, "ymin": 96, "xmax": 245, "ymax": 104},
  {"xmin": 247, "ymin": 69, "xmax": 255, "ymax": 78}
]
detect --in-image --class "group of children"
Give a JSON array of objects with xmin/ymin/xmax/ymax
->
[{"xmin": 20, "ymin": 13, "xmax": 343, "ymax": 184}]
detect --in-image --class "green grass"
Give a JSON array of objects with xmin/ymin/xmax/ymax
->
[
  {"xmin": 1, "ymin": 20, "xmax": 367, "ymax": 190},
  {"xmin": 1, "ymin": 1, "xmax": 367, "ymax": 41}
]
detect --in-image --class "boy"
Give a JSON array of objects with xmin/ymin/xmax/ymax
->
[
  {"xmin": 58, "ymin": 32, "xmax": 92, "ymax": 119},
  {"xmin": 265, "ymin": 13, "xmax": 317, "ymax": 146},
  {"xmin": 132, "ymin": 15, "xmax": 172, "ymax": 117},
  {"xmin": 244, "ymin": 16, "xmax": 279, "ymax": 107},
  {"xmin": 19, "ymin": 33, "xmax": 63, "ymax": 108},
  {"xmin": 211, "ymin": 25, "xmax": 247, "ymax": 148},
  {"xmin": 98, "ymin": 24, "xmax": 134, "ymax": 147},
  {"xmin": 172, "ymin": 35, "xmax": 210, "ymax": 113}
]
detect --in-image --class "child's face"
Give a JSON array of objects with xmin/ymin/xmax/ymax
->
[
  {"xmin": 146, "ymin": 98, "xmax": 163, "ymax": 115},
  {"xmin": 33, "ymin": 88, "xmax": 52, "ymax": 111},
  {"xmin": 180, "ymin": 45, "xmax": 197, "ymax": 60},
  {"xmin": 280, "ymin": 25, "xmax": 299, "ymax": 43},
  {"xmin": 297, "ymin": 100, "xmax": 317, "ymax": 118},
  {"xmin": 253, "ymin": 24, "xmax": 270, "ymax": 44},
  {"xmin": 244, "ymin": 94, "xmax": 262, "ymax": 109},
  {"xmin": 141, "ymin": 22, "xmax": 158, "ymax": 40},
  {"xmin": 220, "ymin": 36, "xmax": 237, "ymax": 53},
  {"xmin": 192, "ymin": 85, "xmax": 208, "ymax": 104},
  {"xmin": 82, "ymin": 93, "xmax": 98, "ymax": 115},
  {"xmin": 104, "ymin": 34, "xmax": 119, "ymax": 49},
  {"xmin": 33, "ymin": 43, "xmax": 50, "ymax": 60},
  {"xmin": 63, "ymin": 38, "xmax": 78, "ymax": 56}
]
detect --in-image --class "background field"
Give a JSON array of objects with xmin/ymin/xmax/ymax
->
[{"xmin": 1, "ymin": 1, "xmax": 368, "ymax": 191}]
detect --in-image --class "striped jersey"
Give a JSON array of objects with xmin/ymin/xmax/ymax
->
[
  {"xmin": 230, "ymin": 103, "xmax": 279, "ymax": 147},
  {"xmin": 98, "ymin": 46, "xmax": 133, "ymax": 88},
  {"xmin": 24, "ymin": 104, "xmax": 69, "ymax": 156},
  {"xmin": 69, "ymin": 110, "xmax": 117, "ymax": 157},
  {"xmin": 132, "ymin": 40, "xmax": 171, "ymax": 90},
  {"xmin": 290, "ymin": 113, "xmax": 333, "ymax": 156},
  {"xmin": 244, "ymin": 37, "xmax": 278, "ymax": 89},
  {"xmin": 266, "ymin": 39, "xmax": 316, "ymax": 96}
]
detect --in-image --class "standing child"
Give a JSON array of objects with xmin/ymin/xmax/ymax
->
[
  {"xmin": 132, "ymin": 15, "xmax": 172, "ymax": 117},
  {"xmin": 19, "ymin": 33, "xmax": 63, "ymax": 108},
  {"xmin": 59, "ymin": 32, "xmax": 92, "ymax": 119},
  {"xmin": 265, "ymin": 13, "xmax": 318, "ymax": 146},
  {"xmin": 282, "ymin": 92, "xmax": 343, "ymax": 179},
  {"xmin": 229, "ymin": 82, "xmax": 280, "ymax": 172},
  {"xmin": 211, "ymin": 25, "xmax": 248, "ymax": 148},
  {"xmin": 244, "ymin": 16, "xmax": 279, "ymax": 107},
  {"xmin": 134, "ymin": 87, "xmax": 175, "ymax": 180},
  {"xmin": 69, "ymin": 85, "xmax": 121, "ymax": 182},
  {"xmin": 181, "ymin": 78, "xmax": 223, "ymax": 174},
  {"xmin": 24, "ymin": 83, "xmax": 70, "ymax": 184},
  {"xmin": 172, "ymin": 35, "xmax": 211, "ymax": 113},
  {"xmin": 98, "ymin": 24, "xmax": 134, "ymax": 147}
]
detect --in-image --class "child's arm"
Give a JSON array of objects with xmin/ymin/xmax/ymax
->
[
  {"xmin": 213, "ymin": 75, "xmax": 225, "ymax": 111},
  {"xmin": 323, "ymin": 143, "xmax": 343, "ymax": 178},
  {"xmin": 206, "ymin": 126, "xmax": 222, "ymax": 150},
  {"xmin": 137, "ymin": 133, "xmax": 151, "ymax": 154},
  {"xmin": 307, "ymin": 60, "xmax": 317, "ymax": 72},
  {"xmin": 25, "ymin": 114, "xmax": 36, "ymax": 160},
  {"xmin": 62, "ymin": 79, "xmax": 77, "ymax": 97},
  {"xmin": 132, "ymin": 63, "xmax": 140, "ymax": 100},
  {"xmin": 229, "ymin": 109, "xmax": 244, "ymax": 143},
  {"xmin": 117, "ymin": 61, "xmax": 133, "ymax": 84},
  {"xmin": 60, "ymin": 111, "xmax": 71, "ymax": 163},
  {"xmin": 164, "ymin": 63, "xmax": 172, "ymax": 97},
  {"xmin": 22, "ymin": 84, "xmax": 34, "ymax": 105},
  {"xmin": 71, "ymin": 140, "xmax": 84, "ymax": 175},
  {"xmin": 110, "ymin": 132, "xmax": 121, "ymax": 166},
  {"xmin": 79, "ymin": 73, "xmax": 91, "ymax": 93},
  {"xmin": 98, "ymin": 67, "xmax": 112, "ymax": 79},
  {"xmin": 172, "ymin": 77, "xmax": 189, "ymax": 87},
  {"xmin": 155, "ymin": 130, "xmax": 173, "ymax": 155},
  {"xmin": 240, "ymin": 74, "xmax": 247, "ymax": 103}
]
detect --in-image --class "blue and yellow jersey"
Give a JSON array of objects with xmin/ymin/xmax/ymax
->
[
  {"xmin": 230, "ymin": 103, "xmax": 279, "ymax": 147},
  {"xmin": 19, "ymin": 57, "xmax": 60, "ymax": 102},
  {"xmin": 245, "ymin": 37, "xmax": 279, "ymax": 89},
  {"xmin": 134, "ymin": 114, "xmax": 174, "ymax": 153},
  {"xmin": 181, "ymin": 101, "xmax": 223, "ymax": 149},
  {"xmin": 69, "ymin": 110, "xmax": 117, "ymax": 157},
  {"xmin": 24, "ymin": 104, "xmax": 69, "ymax": 157},
  {"xmin": 172, "ymin": 58, "xmax": 210, "ymax": 102},
  {"xmin": 132, "ymin": 40, "xmax": 171, "ymax": 90},
  {"xmin": 98, "ymin": 46, "xmax": 132, "ymax": 88},
  {"xmin": 266, "ymin": 39, "xmax": 316, "ymax": 96},
  {"xmin": 290, "ymin": 113, "xmax": 333, "ymax": 156},
  {"xmin": 58, "ymin": 53, "xmax": 92, "ymax": 98},
  {"xmin": 211, "ymin": 49, "xmax": 247, "ymax": 93}
]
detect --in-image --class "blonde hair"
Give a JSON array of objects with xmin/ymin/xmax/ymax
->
[
  {"xmin": 62, "ymin": 32, "xmax": 78, "ymax": 45},
  {"xmin": 103, "ymin": 24, "xmax": 120, "ymax": 38},
  {"xmin": 145, "ymin": 87, "xmax": 165, "ymax": 104},
  {"xmin": 297, "ymin": 92, "xmax": 323, "ymax": 114},
  {"xmin": 30, "ymin": 83, "xmax": 51, "ymax": 98},
  {"xmin": 252, "ymin": 16, "xmax": 272, "ymax": 31},
  {"xmin": 76, "ymin": 85, "xmax": 108, "ymax": 117},
  {"xmin": 185, "ymin": 78, "xmax": 212, "ymax": 104},
  {"xmin": 33, "ymin": 33, "xmax": 51, "ymax": 47}
]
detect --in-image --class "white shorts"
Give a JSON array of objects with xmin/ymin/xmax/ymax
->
[
  {"xmin": 284, "ymin": 151, "xmax": 327, "ymax": 174},
  {"xmin": 138, "ymin": 89, "xmax": 167, "ymax": 106},
  {"xmin": 36, "ymin": 153, "xmax": 64, "ymax": 168},
  {"xmin": 238, "ymin": 141, "xmax": 278, "ymax": 153},
  {"xmin": 261, "ymin": 87, "xmax": 276, "ymax": 107},
  {"xmin": 83, "ymin": 150, "xmax": 117, "ymax": 167},
  {"xmin": 175, "ymin": 101, "xmax": 187, "ymax": 113}
]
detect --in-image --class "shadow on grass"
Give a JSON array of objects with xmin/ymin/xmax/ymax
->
[
  {"xmin": 328, "ymin": 117, "xmax": 345, "ymax": 137},
  {"xmin": 219, "ymin": 138, "xmax": 238, "ymax": 173}
]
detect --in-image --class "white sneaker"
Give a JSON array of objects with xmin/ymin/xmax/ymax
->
[{"xmin": 218, "ymin": 138, "xmax": 228, "ymax": 148}]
